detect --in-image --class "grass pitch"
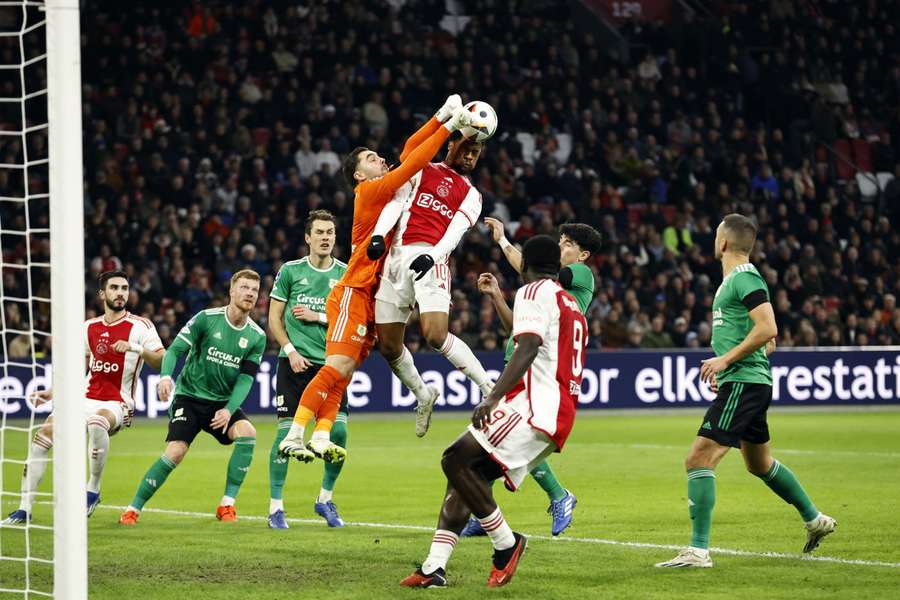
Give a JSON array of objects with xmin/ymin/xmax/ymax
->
[{"xmin": 2, "ymin": 410, "xmax": 899, "ymax": 599}]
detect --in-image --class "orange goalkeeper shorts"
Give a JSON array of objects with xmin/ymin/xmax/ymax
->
[{"xmin": 325, "ymin": 284, "xmax": 376, "ymax": 365}]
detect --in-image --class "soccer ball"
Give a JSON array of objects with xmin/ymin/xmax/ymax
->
[{"xmin": 461, "ymin": 100, "xmax": 498, "ymax": 142}]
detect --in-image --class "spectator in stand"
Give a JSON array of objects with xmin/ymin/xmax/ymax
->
[{"xmin": 3, "ymin": 0, "xmax": 886, "ymax": 354}]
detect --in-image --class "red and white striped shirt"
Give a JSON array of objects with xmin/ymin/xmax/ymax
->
[
  {"xmin": 511, "ymin": 279, "xmax": 587, "ymax": 450},
  {"xmin": 392, "ymin": 162, "xmax": 482, "ymax": 247},
  {"xmin": 84, "ymin": 313, "xmax": 163, "ymax": 409}
]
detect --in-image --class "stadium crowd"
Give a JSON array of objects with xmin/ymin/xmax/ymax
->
[{"xmin": 2, "ymin": 0, "xmax": 899, "ymax": 356}]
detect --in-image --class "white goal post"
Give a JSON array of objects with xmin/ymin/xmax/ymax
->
[
  {"xmin": 46, "ymin": 0, "xmax": 87, "ymax": 597},
  {"xmin": 0, "ymin": 0, "xmax": 86, "ymax": 597}
]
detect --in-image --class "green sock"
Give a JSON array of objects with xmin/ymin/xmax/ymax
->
[
  {"xmin": 757, "ymin": 459, "xmax": 819, "ymax": 522},
  {"xmin": 687, "ymin": 468, "xmax": 716, "ymax": 549},
  {"xmin": 130, "ymin": 455, "xmax": 177, "ymax": 510},
  {"xmin": 530, "ymin": 460, "xmax": 567, "ymax": 502},
  {"xmin": 322, "ymin": 412, "xmax": 348, "ymax": 492},
  {"xmin": 224, "ymin": 437, "xmax": 256, "ymax": 499},
  {"xmin": 269, "ymin": 420, "xmax": 291, "ymax": 500}
]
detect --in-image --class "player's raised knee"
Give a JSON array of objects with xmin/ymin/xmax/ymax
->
[{"xmin": 95, "ymin": 408, "xmax": 117, "ymax": 430}]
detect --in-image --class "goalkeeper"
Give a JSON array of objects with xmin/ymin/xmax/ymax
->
[{"xmin": 118, "ymin": 270, "xmax": 267, "ymax": 525}]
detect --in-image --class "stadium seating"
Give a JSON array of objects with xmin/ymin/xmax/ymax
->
[{"xmin": 7, "ymin": 0, "xmax": 894, "ymax": 353}]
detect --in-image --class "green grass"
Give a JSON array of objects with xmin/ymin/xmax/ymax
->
[{"xmin": 2, "ymin": 410, "xmax": 899, "ymax": 599}]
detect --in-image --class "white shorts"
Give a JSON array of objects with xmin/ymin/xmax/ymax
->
[
  {"xmin": 467, "ymin": 390, "xmax": 557, "ymax": 491},
  {"xmin": 53, "ymin": 399, "xmax": 127, "ymax": 433},
  {"xmin": 374, "ymin": 243, "xmax": 451, "ymax": 323}
]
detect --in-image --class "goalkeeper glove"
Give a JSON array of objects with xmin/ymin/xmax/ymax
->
[
  {"xmin": 409, "ymin": 254, "xmax": 435, "ymax": 281},
  {"xmin": 367, "ymin": 235, "xmax": 386, "ymax": 260},
  {"xmin": 435, "ymin": 94, "xmax": 462, "ymax": 122},
  {"xmin": 444, "ymin": 104, "xmax": 487, "ymax": 132}
]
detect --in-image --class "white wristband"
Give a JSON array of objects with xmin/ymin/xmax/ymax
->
[
  {"xmin": 128, "ymin": 342, "xmax": 143, "ymax": 354},
  {"xmin": 499, "ymin": 237, "xmax": 512, "ymax": 250},
  {"xmin": 318, "ymin": 312, "xmax": 328, "ymax": 325},
  {"xmin": 159, "ymin": 375, "xmax": 173, "ymax": 384},
  {"xmin": 282, "ymin": 343, "xmax": 297, "ymax": 355}
]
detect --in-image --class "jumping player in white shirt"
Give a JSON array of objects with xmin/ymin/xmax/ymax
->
[
  {"xmin": 400, "ymin": 235, "xmax": 588, "ymax": 588},
  {"xmin": 367, "ymin": 95, "xmax": 494, "ymax": 436},
  {"xmin": 4, "ymin": 270, "xmax": 164, "ymax": 523}
]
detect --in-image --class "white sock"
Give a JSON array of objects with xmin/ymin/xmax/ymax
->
[
  {"xmin": 478, "ymin": 508, "xmax": 515, "ymax": 551},
  {"xmin": 18, "ymin": 433, "xmax": 52, "ymax": 512},
  {"xmin": 688, "ymin": 546, "xmax": 710, "ymax": 557},
  {"xmin": 310, "ymin": 430, "xmax": 330, "ymax": 444},
  {"xmin": 220, "ymin": 495, "xmax": 236, "ymax": 507},
  {"xmin": 317, "ymin": 488, "xmax": 333, "ymax": 503},
  {"xmin": 286, "ymin": 422, "xmax": 305, "ymax": 441},
  {"xmin": 438, "ymin": 334, "xmax": 492, "ymax": 395},
  {"xmin": 389, "ymin": 347, "xmax": 432, "ymax": 404},
  {"xmin": 126, "ymin": 505, "xmax": 141, "ymax": 514},
  {"xmin": 86, "ymin": 416, "xmax": 110, "ymax": 494},
  {"xmin": 422, "ymin": 529, "xmax": 458, "ymax": 574},
  {"xmin": 269, "ymin": 498, "xmax": 284, "ymax": 514}
]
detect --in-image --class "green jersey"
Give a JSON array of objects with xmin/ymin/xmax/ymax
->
[
  {"xmin": 503, "ymin": 262, "xmax": 594, "ymax": 362},
  {"xmin": 173, "ymin": 307, "xmax": 267, "ymax": 402},
  {"xmin": 270, "ymin": 256, "xmax": 347, "ymax": 364},
  {"xmin": 711, "ymin": 263, "xmax": 773, "ymax": 385}
]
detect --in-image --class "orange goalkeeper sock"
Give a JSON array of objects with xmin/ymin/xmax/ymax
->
[
  {"xmin": 314, "ymin": 377, "xmax": 350, "ymax": 433},
  {"xmin": 294, "ymin": 365, "xmax": 342, "ymax": 427}
]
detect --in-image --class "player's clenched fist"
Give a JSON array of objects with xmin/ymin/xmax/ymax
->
[
  {"xmin": 367, "ymin": 234, "xmax": 386, "ymax": 260},
  {"xmin": 477, "ymin": 272, "xmax": 501, "ymax": 296},
  {"xmin": 409, "ymin": 253, "xmax": 435, "ymax": 281}
]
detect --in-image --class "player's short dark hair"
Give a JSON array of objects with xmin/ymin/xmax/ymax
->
[
  {"xmin": 522, "ymin": 235, "xmax": 561, "ymax": 276},
  {"xmin": 342, "ymin": 146, "xmax": 368, "ymax": 188},
  {"xmin": 305, "ymin": 209, "xmax": 336, "ymax": 235},
  {"xmin": 559, "ymin": 223, "xmax": 603, "ymax": 257},
  {"xmin": 98, "ymin": 270, "xmax": 128, "ymax": 291},
  {"xmin": 721, "ymin": 213, "xmax": 758, "ymax": 254}
]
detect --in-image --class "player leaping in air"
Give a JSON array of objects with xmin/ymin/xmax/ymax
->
[
  {"xmin": 401, "ymin": 236, "xmax": 587, "ymax": 589},
  {"xmin": 4, "ymin": 271, "xmax": 164, "ymax": 524},
  {"xmin": 278, "ymin": 96, "xmax": 487, "ymax": 462},
  {"xmin": 366, "ymin": 102, "xmax": 496, "ymax": 437}
]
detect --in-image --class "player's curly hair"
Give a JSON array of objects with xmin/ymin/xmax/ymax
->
[{"xmin": 559, "ymin": 223, "xmax": 603, "ymax": 257}]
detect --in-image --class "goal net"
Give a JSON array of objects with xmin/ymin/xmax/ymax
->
[{"xmin": 0, "ymin": 1, "xmax": 86, "ymax": 598}]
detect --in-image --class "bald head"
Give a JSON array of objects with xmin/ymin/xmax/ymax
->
[{"xmin": 716, "ymin": 213, "xmax": 758, "ymax": 258}]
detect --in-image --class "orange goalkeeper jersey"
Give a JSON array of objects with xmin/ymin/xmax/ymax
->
[{"xmin": 340, "ymin": 116, "xmax": 449, "ymax": 291}]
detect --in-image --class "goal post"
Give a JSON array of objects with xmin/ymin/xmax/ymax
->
[{"xmin": 46, "ymin": 0, "xmax": 87, "ymax": 597}]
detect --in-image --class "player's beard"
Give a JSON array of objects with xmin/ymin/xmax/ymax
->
[{"xmin": 105, "ymin": 298, "xmax": 125, "ymax": 313}]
